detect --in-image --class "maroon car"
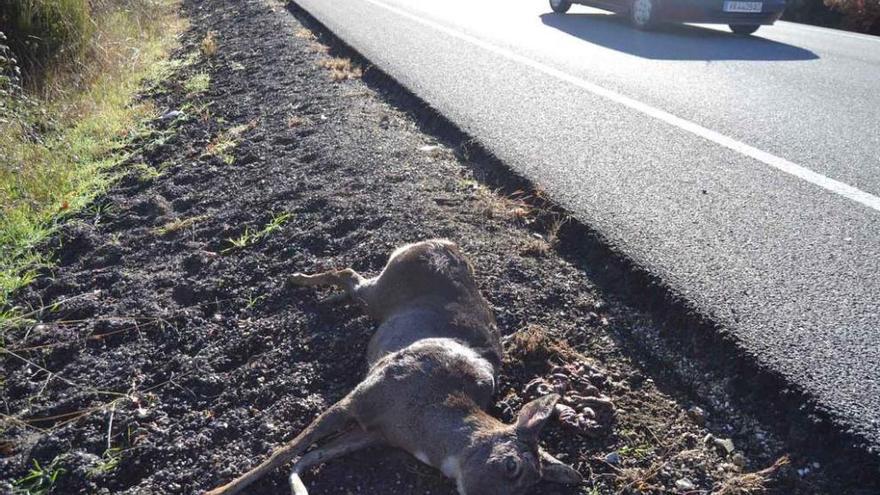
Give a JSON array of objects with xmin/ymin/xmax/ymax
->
[{"xmin": 549, "ymin": 0, "xmax": 787, "ymax": 34}]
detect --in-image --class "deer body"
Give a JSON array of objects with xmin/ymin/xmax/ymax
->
[{"xmin": 205, "ymin": 240, "xmax": 581, "ymax": 495}]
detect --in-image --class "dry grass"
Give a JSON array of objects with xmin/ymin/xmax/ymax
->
[
  {"xmin": 200, "ymin": 31, "xmax": 218, "ymax": 58},
  {"xmin": 472, "ymin": 185, "xmax": 533, "ymax": 222},
  {"xmin": 203, "ymin": 121, "xmax": 257, "ymax": 164},
  {"xmin": 307, "ymin": 41, "xmax": 329, "ymax": 54},
  {"xmin": 318, "ymin": 57, "xmax": 362, "ymax": 81},
  {"xmin": 294, "ymin": 27, "xmax": 316, "ymax": 40},
  {"xmin": 287, "ymin": 114, "xmax": 307, "ymax": 128},
  {"xmin": 505, "ymin": 324, "xmax": 576, "ymax": 365},
  {"xmin": 152, "ymin": 215, "xmax": 207, "ymax": 237},
  {"xmin": 715, "ymin": 456, "xmax": 790, "ymax": 495},
  {"xmin": 520, "ymin": 215, "xmax": 567, "ymax": 257}
]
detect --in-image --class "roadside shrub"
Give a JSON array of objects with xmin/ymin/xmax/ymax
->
[
  {"xmin": 824, "ymin": 0, "xmax": 880, "ymax": 33},
  {"xmin": 0, "ymin": 0, "xmax": 92, "ymax": 78},
  {"xmin": 782, "ymin": 0, "xmax": 844, "ymax": 26}
]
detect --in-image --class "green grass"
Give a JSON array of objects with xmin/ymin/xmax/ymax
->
[
  {"xmin": 223, "ymin": 212, "xmax": 292, "ymax": 253},
  {"xmin": 203, "ymin": 122, "xmax": 253, "ymax": 165},
  {"xmin": 184, "ymin": 72, "xmax": 210, "ymax": 95},
  {"xmin": 0, "ymin": 1, "xmax": 186, "ymax": 328},
  {"xmin": 87, "ymin": 447, "xmax": 123, "ymax": 478},
  {"xmin": 12, "ymin": 457, "xmax": 65, "ymax": 495}
]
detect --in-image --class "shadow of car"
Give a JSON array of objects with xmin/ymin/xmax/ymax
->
[
  {"xmin": 549, "ymin": 0, "xmax": 786, "ymax": 34},
  {"xmin": 540, "ymin": 12, "xmax": 818, "ymax": 61}
]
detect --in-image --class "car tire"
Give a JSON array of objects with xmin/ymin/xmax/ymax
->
[
  {"xmin": 730, "ymin": 24, "xmax": 760, "ymax": 35},
  {"xmin": 630, "ymin": 0, "xmax": 658, "ymax": 30},
  {"xmin": 550, "ymin": 0, "xmax": 572, "ymax": 13}
]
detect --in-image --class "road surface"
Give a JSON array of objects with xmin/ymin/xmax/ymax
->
[{"xmin": 292, "ymin": 0, "xmax": 880, "ymax": 451}]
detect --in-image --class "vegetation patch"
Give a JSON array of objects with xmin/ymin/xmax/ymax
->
[
  {"xmin": 222, "ymin": 212, "xmax": 292, "ymax": 253},
  {"xmin": 203, "ymin": 121, "xmax": 255, "ymax": 164},
  {"xmin": 184, "ymin": 71, "xmax": 211, "ymax": 95},
  {"xmin": 153, "ymin": 215, "xmax": 208, "ymax": 237},
  {"xmin": 318, "ymin": 56, "xmax": 363, "ymax": 81},
  {"xmin": 0, "ymin": 1, "xmax": 185, "ymax": 324}
]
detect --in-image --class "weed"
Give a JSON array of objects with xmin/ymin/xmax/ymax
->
[
  {"xmin": 715, "ymin": 456, "xmax": 789, "ymax": 495},
  {"xmin": 619, "ymin": 443, "xmax": 655, "ymax": 460},
  {"xmin": 244, "ymin": 293, "xmax": 267, "ymax": 310},
  {"xmin": 200, "ymin": 31, "xmax": 218, "ymax": 58},
  {"xmin": 13, "ymin": 457, "xmax": 65, "ymax": 495},
  {"xmin": 0, "ymin": 0, "xmax": 184, "ymax": 325},
  {"xmin": 521, "ymin": 237, "xmax": 551, "ymax": 257},
  {"xmin": 318, "ymin": 57, "xmax": 362, "ymax": 81},
  {"xmin": 505, "ymin": 324, "xmax": 575, "ymax": 365},
  {"xmin": 472, "ymin": 185, "xmax": 532, "ymax": 222},
  {"xmin": 152, "ymin": 215, "xmax": 207, "ymax": 237},
  {"xmin": 521, "ymin": 215, "xmax": 567, "ymax": 257},
  {"xmin": 87, "ymin": 447, "xmax": 123, "ymax": 478},
  {"xmin": 287, "ymin": 114, "xmax": 306, "ymax": 128},
  {"xmin": 130, "ymin": 163, "xmax": 162, "ymax": 182},
  {"xmin": 222, "ymin": 212, "xmax": 291, "ymax": 253},
  {"xmin": 307, "ymin": 41, "xmax": 329, "ymax": 54},
  {"xmin": 184, "ymin": 72, "xmax": 210, "ymax": 95},
  {"xmin": 203, "ymin": 122, "xmax": 255, "ymax": 165},
  {"xmin": 294, "ymin": 28, "xmax": 316, "ymax": 40}
]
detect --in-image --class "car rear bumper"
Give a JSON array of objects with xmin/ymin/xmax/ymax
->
[{"xmin": 661, "ymin": 0, "xmax": 786, "ymax": 24}]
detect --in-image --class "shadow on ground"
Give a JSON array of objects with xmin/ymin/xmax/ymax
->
[{"xmin": 540, "ymin": 12, "xmax": 819, "ymax": 61}]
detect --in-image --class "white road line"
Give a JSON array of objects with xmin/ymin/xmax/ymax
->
[{"xmin": 357, "ymin": 0, "xmax": 880, "ymax": 213}]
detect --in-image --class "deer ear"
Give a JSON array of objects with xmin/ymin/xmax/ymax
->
[
  {"xmin": 515, "ymin": 394, "xmax": 560, "ymax": 441},
  {"xmin": 540, "ymin": 449, "xmax": 583, "ymax": 485}
]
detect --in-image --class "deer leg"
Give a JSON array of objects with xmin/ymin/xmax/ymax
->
[
  {"xmin": 289, "ymin": 428, "xmax": 382, "ymax": 495},
  {"xmin": 290, "ymin": 269, "xmax": 367, "ymax": 305},
  {"xmin": 205, "ymin": 400, "xmax": 355, "ymax": 495}
]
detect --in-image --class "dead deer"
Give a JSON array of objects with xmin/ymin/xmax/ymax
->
[{"xmin": 205, "ymin": 239, "xmax": 582, "ymax": 495}]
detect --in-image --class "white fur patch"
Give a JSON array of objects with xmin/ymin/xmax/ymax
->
[
  {"xmin": 456, "ymin": 477, "xmax": 468, "ymax": 495},
  {"xmin": 439, "ymin": 340, "xmax": 495, "ymax": 390},
  {"xmin": 414, "ymin": 451, "xmax": 430, "ymax": 465},
  {"xmin": 441, "ymin": 456, "xmax": 461, "ymax": 480}
]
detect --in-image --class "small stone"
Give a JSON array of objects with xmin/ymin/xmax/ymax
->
[
  {"xmin": 732, "ymin": 453, "xmax": 746, "ymax": 467},
  {"xmin": 712, "ymin": 436, "xmax": 735, "ymax": 456},
  {"xmin": 675, "ymin": 478, "xmax": 696, "ymax": 491},
  {"xmin": 604, "ymin": 452, "xmax": 621, "ymax": 465},
  {"xmin": 687, "ymin": 406, "xmax": 706, "ymax": 425},
  {"xmin": 160, "ymin": 110, "xmax": 184, "ymax": 121}
]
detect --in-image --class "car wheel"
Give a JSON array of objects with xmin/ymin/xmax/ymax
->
[
  {"xmin": 729, "ymin": 24, "xmax": 760, "ymax": 35},
  {"xmin": 550, "ymin": 0, "xmax": 572, "ymax": 13},
  {"xmin": 630, "ymin": 0, "xmax": 658, "ymax": 30}
]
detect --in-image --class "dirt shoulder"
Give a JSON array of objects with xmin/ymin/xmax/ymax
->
[{"xmin": 0, "ymin": 0, "xmax": 871, "ymax": 493}]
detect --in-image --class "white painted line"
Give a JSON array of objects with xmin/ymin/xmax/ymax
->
[{"xmin": 358, "ymin": 0, "xmax": 880, "ymax": 213}]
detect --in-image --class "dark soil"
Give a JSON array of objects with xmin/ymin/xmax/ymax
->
[{"xmin": 0, "ymin": 0, "xmax": 871, "ymax": 493}]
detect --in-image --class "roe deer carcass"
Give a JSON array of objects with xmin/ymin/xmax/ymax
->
[{"xmin": 205, "ymin": 240, "xmax": 582, "ymax": 495}]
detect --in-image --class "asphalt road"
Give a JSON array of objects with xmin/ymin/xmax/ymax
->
[{"xmin": 292, "ymin": 0, "xmax": 880, "ymax": 451}]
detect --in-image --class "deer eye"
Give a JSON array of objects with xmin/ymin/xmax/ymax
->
[{"xmin": 505, "ymin": 457, "xmax": 521, "ymax": 478}]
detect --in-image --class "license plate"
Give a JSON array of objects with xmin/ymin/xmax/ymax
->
[{"xmin": 723, "ymin": 1, "xmax": 762, "ymax": 12}]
